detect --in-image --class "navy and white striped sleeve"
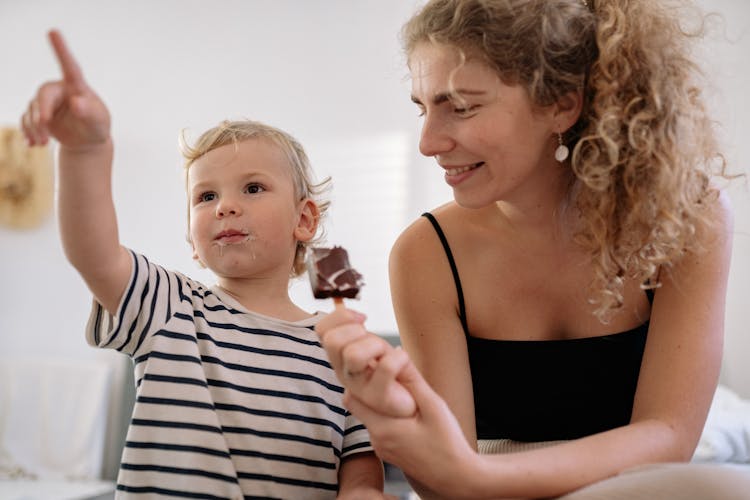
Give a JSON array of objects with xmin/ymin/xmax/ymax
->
[
  {"xmin": 341, "ymin": 412, "xmax": 374, "ymax": 459},
  {"xmin": 85, "ymin": 250, "xmax": 180, "ymax": 357}
]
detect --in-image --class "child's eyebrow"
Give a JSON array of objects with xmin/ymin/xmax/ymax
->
[
  {"xmin": 189, "ymin": 180, "xmax": 213, "ymax": 193},
  {"xmin": 190, "ymin": 172, "xmax": 270, "ymax": 191},
  {"xmin": 411, "ymin": 89, "xmax": 487, "ymax": 106}
]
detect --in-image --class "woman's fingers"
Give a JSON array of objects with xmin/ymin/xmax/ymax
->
[
  {"xmin": 341, "ymin": 333, "xmax": 390, "ymax": 376},
  {"xmin": 365, "ymin": 348, "xmax": 417, "ymax": 417},
  {"xmin": 392, "ymin": 354, "xmax": 447, "ymax": 419},
  {"xmin": 343, "ymin": 389, "xmax": 387, "ymax": 426},
  {"xmin": 341, "ymin": 345, "xmax": 417, "ymax": 418}
]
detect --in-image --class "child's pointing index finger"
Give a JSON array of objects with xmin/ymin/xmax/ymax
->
[{"xmin": 48, "ymin": 29, "xmax": 87, "ymax": 91}]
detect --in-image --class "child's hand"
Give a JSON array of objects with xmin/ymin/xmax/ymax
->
[
  {"xmin": 21, "ymin": 30, "xmax": 111, "ymax": 150},
  {"xmin": 315, "ymin": 309, "xmax": 417, "ymax": 418}
]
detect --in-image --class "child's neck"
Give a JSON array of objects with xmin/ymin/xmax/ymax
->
[{"xmin": 215, "ymin": 279, "xmax": 313, "ymax": 322}]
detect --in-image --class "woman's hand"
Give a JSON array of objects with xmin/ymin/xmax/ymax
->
[
  {"xmin": 316, "ymin": 310, "xmax": 482, "ymax": 498},
  {"xmin": 315, "ymin": 308, "xmax": 416, "ymax": 418},
  {"xmin": 21, "ymin": 30, "xmax": 110, "ymax": 150},
  {"xmin": 344, "ymin": 357, "xmax": 482, "ymax": 500}
]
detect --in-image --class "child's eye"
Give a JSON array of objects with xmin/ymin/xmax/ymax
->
[
  {"xmin": 245, "ymin": 183, "xmax": 265, "ymax": 194},
  {"xmin": 416, "ymin": 106, "xmax": 426, "ymax": 117},
  {"xmin": 199, "ymin": 192, "xmax": 216, "ymax": 203}
]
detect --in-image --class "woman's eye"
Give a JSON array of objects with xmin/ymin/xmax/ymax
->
[
  {"xmin": 199, "ymin": 192, "xmax": 216, "ymax": 202},
  {"xmin": 455, "ymin": 105, "xmax": 479, "ymax": 116},
  {"xmin": 245, "ymin": 183, "xmax": 265, "ymax": 194}
]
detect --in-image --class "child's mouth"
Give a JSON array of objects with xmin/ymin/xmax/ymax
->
[{"xmin": 214, "ymin": 229, "xmax": 255, "ymax": 246}]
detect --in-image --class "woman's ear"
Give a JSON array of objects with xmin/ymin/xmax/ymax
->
[
  {"xmin": 294, "ymin": 198, "xmax": 320, "ymax": 243},
  {"xmin": 555, "ymin": 88, "xmax": 584, "ymax": 132}
]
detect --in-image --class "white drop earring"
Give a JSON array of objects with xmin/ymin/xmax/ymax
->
[{"xmin": 555, "ymin": 132, "xmax": 569, "ymax": 162}]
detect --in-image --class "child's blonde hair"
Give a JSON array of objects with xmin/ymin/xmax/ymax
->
[{"xmin": 180, "ymin": 119, "xmax": 331, "ymax": 277}]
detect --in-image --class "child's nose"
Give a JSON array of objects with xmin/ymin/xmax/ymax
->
[{"xmin": 216, "ymin": 197, "xmax": 241, "ymax": 217}]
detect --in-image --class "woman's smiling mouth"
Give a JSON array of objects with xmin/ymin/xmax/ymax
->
[{"xmin": 444, "ymin": 162, "xmax": 485, "ymax": 176}]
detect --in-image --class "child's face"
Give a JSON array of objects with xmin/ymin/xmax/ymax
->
[{"xmin": 187, "ymin": 138, "xmax": 315, "ymax": 280}]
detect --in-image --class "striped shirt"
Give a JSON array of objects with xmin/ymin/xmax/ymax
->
[{"xmin": 86, "ymin": 251, "xmax": 372, "ymax": 499}]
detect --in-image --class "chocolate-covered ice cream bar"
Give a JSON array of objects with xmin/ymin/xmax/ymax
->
[{"xmin": 308, "ymin": 246, "xmax": 363, "ymax": 300}]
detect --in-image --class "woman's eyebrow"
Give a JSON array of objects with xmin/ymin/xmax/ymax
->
[{"xmin": 411, "ymin": 89, "xmax": 487, "ymax": 105}]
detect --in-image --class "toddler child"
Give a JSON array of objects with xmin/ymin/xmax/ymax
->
[{"xmin": 21, "ymin": 30, "xmax": 384, "ymax": 499}]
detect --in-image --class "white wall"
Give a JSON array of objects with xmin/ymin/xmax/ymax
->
[{"xmin": 1, "ymin": 1, "xmax": 748, "ymax": 397}]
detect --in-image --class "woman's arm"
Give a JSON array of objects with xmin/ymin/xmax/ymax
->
[
  {"xmin": 627, "ymin": 192, "xmax": 734, "ymax": 459},
  {"xmin": 22, "ymin": 30, "xmax": 131, "ymax": 315},
  {"xmin": 389, "ymin": 215, "xmax": 478, "ymax": 447}
]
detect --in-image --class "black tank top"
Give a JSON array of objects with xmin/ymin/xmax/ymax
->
[{"xmin": 422, "ymin": 212, "xmax": 650, "ymax": 442}]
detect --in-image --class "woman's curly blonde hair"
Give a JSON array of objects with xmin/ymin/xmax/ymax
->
[
  {"xmin": 180, "ymin": 120, "xmax": 331, "ymax": 277},
  {"xmin": 403, "ymin": 0, "xmax": 730, "ymax": 321}
]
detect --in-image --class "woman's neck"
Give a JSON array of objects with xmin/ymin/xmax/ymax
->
[{"xmin": 494, "ymin": 165, "xmax": 578, "ymax": 235}]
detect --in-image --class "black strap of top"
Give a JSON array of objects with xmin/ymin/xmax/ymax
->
[
  {"xmin": 421, "ymin": 213, "xmax": 470, "ymax": 336},
  {"xmin": 421, "ymin": 213, "xmax": 656, "ymax": 336}
]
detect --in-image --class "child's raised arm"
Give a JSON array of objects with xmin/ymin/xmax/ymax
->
[{"xmin": 21, "ymin": 30, "xmax": 131, "ymax": 315}]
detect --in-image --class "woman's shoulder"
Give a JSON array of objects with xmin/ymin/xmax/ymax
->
[
  {"xmin": 713, "ymin": 188, "xmax": 734, "ymax": 229},
  {"xmin": 695, "ymin": 187, "xmax": 734, "ymax": 248},
  {"xmin": 656, "ymin": 188, "xmax": 734, "ymax": 297},
  {"xmin": 390, "ymin": 202, "xmax": 463, "ymax": 263}
]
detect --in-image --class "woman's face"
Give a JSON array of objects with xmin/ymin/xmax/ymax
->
[{"xmin": 409, "ymin": 42, "xmax": 561, "ymax": 209}]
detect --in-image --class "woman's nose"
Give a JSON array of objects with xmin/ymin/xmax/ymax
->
[{"xmin": 419, "ymin": 115, "xmax": 455, "ymax": 157}]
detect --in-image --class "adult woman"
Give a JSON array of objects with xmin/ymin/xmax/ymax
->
[{"xmin": 317, "ymin": 0, "xmax": 749, "ymax": 498}]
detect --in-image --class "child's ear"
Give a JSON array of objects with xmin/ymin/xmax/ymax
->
[{"xmin": 294, "ymin": 198, "xmax": 319, "ymax": 242}]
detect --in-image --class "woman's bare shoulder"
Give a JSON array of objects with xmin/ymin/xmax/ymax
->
[
  {"xmin": 689, "ymin": 187, "xmax": 734, "ymax": 254},
  {"xmin": 390, "ymin": 202, "xmax": 460, "ymax": 263}
]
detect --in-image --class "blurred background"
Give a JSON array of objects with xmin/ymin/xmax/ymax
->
[{"xmin": 0, "ymin": 0, "xmax": 749, "ymax": 495}]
